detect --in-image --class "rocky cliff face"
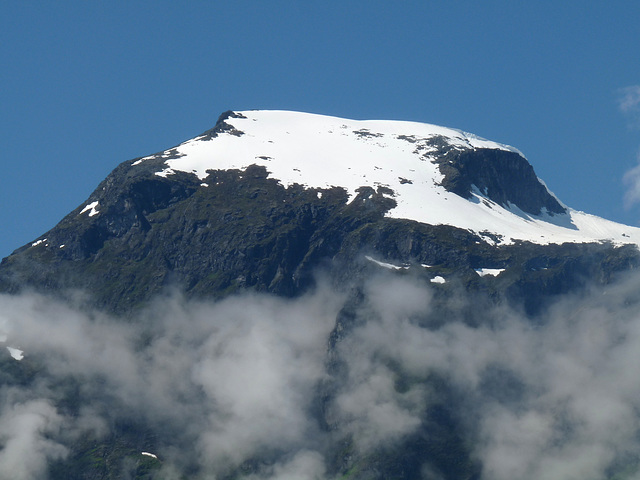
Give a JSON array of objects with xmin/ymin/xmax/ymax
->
[
  {"xmin": 1, "ymin": 111, "xmax": 639, "ymax": 480},
  {"xmin": 436, "ymin": 147, "xmax": 566, "ymax": 215}
]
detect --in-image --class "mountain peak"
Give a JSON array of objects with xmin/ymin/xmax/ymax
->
[{"xmin": 128, "ymin": 110, "xmax": 639, "ymax": 246}]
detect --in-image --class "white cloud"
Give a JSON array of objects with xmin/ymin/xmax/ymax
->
[
  {"xmin": 619, "ymin": 86, "xmax": 640, "ymax": 210},
  {"xmin": 623, "ymin": 151, "xmax": 640, "ymax": 208},
  {"xmin": 4, "ymin": 271, "xmax": 640, "ymax": 478},
  {"xmin": 326, "ymin": 274, "xmax": 640, "ymax": 480},
  {"xmin": 618, "ymin": 85, "xmax": 640, "ymax": 117},
  {"xmin": 244, "ymin": 450, "xmax": 327, "ymax": 480},
  {"xmin": 0, "ymin": 287, "xmax": 342, "ymax": 478},
  {"xmin": 0, "ymin": 400, "xmax": 68, "ymax": 480}
]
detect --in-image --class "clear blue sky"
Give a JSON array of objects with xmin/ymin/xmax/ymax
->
[{"xmin": 2, "ymin": 1, "xmax": 640, "ymax": 259}]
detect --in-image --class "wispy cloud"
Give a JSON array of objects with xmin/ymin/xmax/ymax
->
[
  {"xmin": 4, "ymin": 270, "xmax": 640, "ymax": 478},
  {"xmin": 618, "ymin": 86, "xmax": 640, "ymax": 210},
  {"xmin": 618, "ymin": 85, "xmax": 640, "ymax": 120},
  {"xmin": 618, "ymin": 85, "xmax": 640, "ymax": 116},
  {"xmin": 0, "ymin": 286, "xmax": 343, "ymax": 479},
  {"xmin": 623, "ymin": 152, "xmax": 640, "ymax": 208}
]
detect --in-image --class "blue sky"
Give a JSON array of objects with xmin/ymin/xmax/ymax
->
[{"xmin": 2, "ymin": 1, "xmax": 640, "ymax": 259}]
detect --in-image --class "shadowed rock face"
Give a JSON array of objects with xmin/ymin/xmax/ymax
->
[{"xmin": 436, "ymin": 148, "xmax": 566, "ymax": 215}]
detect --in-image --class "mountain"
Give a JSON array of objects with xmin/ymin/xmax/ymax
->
[
  {"xmin": 2, "ymin": 110, "xmax": 638, "ymax": 312},
  {"xmin": 1, "ymin": 110, "xmax": 640, "ymax": 479}
]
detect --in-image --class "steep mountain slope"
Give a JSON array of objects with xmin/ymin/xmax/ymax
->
[{"xmin": 1, "ymin": 111, "xmax": 640, "ymax": 480}]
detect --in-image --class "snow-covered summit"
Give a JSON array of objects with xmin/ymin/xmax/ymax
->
[{"xmin": 132, "ymin": 110, "xmax": 640, "ymax": 247}]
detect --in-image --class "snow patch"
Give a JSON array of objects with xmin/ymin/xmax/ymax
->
[
  {"xmin": 7, "ymin": 346, "xmax": 23, "ymax": 361},
  {"xmin": 141, "ymin": 452, "xmax": 158, "ymax": 459},
  {"xmin": 130, "ymin": 110, "xmax": 640, "ymax": 247},
  {"xmin": 430, "ymin": 276, "xmax": 446, "ymax": 284},
  {"xmin": 155, "ymin": 169, "xmax": 175, "ymax": 178},
  {"xmin": 475, "ymin": 268, "xmax": 505, "ymax": 277},
  {"xmin": 31, "ymin": 238, "xmax": 47, "ymax": 247},
  {"xmin": 365, "ymin": 255, "xmax": 409, "ymax": 271},
  {"xmin": 80, "ymin": 201, "xmax": 100, "ymax": 217}
]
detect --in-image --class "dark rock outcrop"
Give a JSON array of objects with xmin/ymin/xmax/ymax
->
[{"xmin": 437, "ymin": 148, "xmax": 566, "ymax": 215}]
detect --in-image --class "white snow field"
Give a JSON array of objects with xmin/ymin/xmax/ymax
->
[{"xmin": 131, "ymin": 110, "xmax": 640, "ymax": 247}]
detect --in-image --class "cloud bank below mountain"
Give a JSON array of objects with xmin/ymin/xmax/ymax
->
[{"xmin": 2, "ymin": 271, "xmax": 640, "ymax": 479}]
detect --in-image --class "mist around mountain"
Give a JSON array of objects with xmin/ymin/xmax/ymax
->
[
  {"xmin": 4, "ymin": 270, "xmax": 640, "ymax": 479},
  {"xmin": 2, "ymin": 111, "xmax": 640, "ymax": 479}
]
